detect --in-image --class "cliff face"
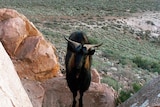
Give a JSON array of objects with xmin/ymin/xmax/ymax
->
[{"xmin": 0, "ymin": 42, "xmax": 33, "ymax": 107}]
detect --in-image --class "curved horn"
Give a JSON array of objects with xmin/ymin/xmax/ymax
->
[
  {"xmin": 84, "ymin": 42, "xmax": 103, "ymax": 50},
  {"xmin": 64, "ymin": 36, "xmax": 81, "ymax": 48}
]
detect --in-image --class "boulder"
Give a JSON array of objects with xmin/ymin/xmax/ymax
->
[
  {"xmin": 42, "ymin": 77, "xmax": 116, "ymax": 107},
  {"xmin": 0, "ymin": 8, "xmax": 60, "ymax": 81},
  {"xmin": 22, "ymin": 76, "xmax": 116, "ymax": 107},
  {"xmin": 119, "ymin": 76, "xmax": 160, "ymax": 107},
  {"xmin": 0, "ymin": 42, "xmax": 33, "ymax": 107},
  {"xmin": 22, "ymin": 79, "xmax": 44, "ymax": 107}
]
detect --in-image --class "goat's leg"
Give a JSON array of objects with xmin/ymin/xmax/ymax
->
[
  {"xmin": 79, "ymin": 91, "xmax": 84, "ymax": 107},
  {"xmin": 72, "ymin": 91, "xmax": 77, "ymax": 107}
]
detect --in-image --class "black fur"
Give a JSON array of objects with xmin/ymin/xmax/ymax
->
[{"xmin": 65, "ymin": 31, "xmax": 93, "ymax": 107}]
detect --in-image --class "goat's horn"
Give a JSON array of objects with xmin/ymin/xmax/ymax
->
[
  {"xmin": 84, "ymin": 42, "xmax": 103, "ymax": 50},
  {"xmin": 64, "ymin": 36, "xmax": 81, "ymax": 48}
]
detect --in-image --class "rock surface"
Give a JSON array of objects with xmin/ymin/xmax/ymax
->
[
  {"xmin": 91, "ymin": 68, "xmax": 101, "ymax": 83},
  {"xmin": 22, "ymin": 79, "xmax": 44, "ymax": 107},
  {"xmin": 119, "ymin": 76, "xmax": 160, "ymax": 107},
  {"xmin": 0, "ymin": 42, "xmax": 33, "ymax": 107},
  {"xmin": 22, "ymin": 76, "xmax": 117, "ymax": 107},
  {"xmin": 0, "ymin": 8, "xmax": 60, "ymax": 81}
]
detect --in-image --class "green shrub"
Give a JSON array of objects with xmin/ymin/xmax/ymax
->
[
  {"xmin": 132, "ymin": 56, "xmax": 148, "ymax": 69},
  {"xmin": 119, "ymin": 57, "xmax": 136, "ymax": 67},
  {"xmin": 117, "ymin": 82, "xmax": 142, "ymax": 104},
  {"xmin": 132, "ymin": 56, "xmax": 160, "ymax": 74},
  {"xmin": 118, "ymin": 90, "xmax": 132, "ymax": 103},
  {"xmin": 132, "ymin": 82, "xmax": 142, "ymax": 92},
  {"xmin": 102, "ymin": 49, "xmax": 120, "ymax": 60},
  {"xmin": 150, "ymin": 62, "xmax": 160, "ymax": 73},
  {"xmin": 88, "ymin": 37, "xmax": 99, "ymax": 44},
  {"xmin": 101, "ymin": 76, "xmax": 120, "ymax": 91}
]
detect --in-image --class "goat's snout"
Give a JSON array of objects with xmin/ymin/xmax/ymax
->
[{"xmin": 75, "ymin": 57, "xmax": 83, "ymax": 69}]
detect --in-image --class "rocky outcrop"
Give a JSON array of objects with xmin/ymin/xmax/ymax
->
[
  {"xmin": 0, "ymin": 8, "xmax": 60, "ymax": 81},
  {"xmin": 0, "ymin": 42, "xmax": 33, "ymax": 107},
  {"xmin": 119, "ymin": 76, "xmax": 160, "ymax": 107},
  {"xmin": 22, "ymin": 76, "xmax": 116, "ymax": 107}
]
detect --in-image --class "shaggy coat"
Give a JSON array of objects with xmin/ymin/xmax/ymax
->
[{"xmin": 65, "ymin": 31, "xmax": 102, "ymax": 107}]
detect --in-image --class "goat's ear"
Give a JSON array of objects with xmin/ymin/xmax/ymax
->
[{"xmin": 88, "ymin": 48, "xmax": 95, "ymax": 55}]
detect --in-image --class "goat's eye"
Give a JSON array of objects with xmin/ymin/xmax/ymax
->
[
  {"xmin": 75, "ymin": 45, "xmax": 82, "ymax": 52},
  {"xmin": 88, "ymin": 48, "xmax": 95, "ymax": 55},
  {"xmin": 82, "ymin": 47, "xmax": 88, "ymax": 54}
]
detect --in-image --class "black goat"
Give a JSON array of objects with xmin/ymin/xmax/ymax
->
[{"xmin": 65, "ymin": 31, "xmax": 102, "ymax": 107}]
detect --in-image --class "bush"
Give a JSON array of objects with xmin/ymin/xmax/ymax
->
[
  {"xmin": 151, "ymin": 62, "xmax": 160, "ymax": 73},
  {"xmin": 101, "ymin": 76, "xmax": 120, "ymax": 91},
  {"xmin": 118, "ymin": 90, "xmax": 132, "ymax": 103},
  {"xmin": 102, "ymin": 49, "xmax": 120, "ymax": 60},
  {"xmin": 88, "ymin": 37, "xmax": 99, "ymax": 44},
  {"xmin": 119, "ymin": 57, "xmax": 137, "ymax": 67},
  {"xmin": 117, "ymin": 82, "xmax": 142, "ymax": 104},
  {"xmin": 132, "ymin": 82, "xmax": 142, "ymax": 92},
  {"xmin": 132, "ymin": 56, "xmax": 149, "ymax": 69},
  {"xmin": 132, "ymin": 56, "xmax": 160, "ymax": 74}
]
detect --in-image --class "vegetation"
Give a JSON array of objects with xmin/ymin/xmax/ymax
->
[
  {"xmin": 1, "ymin": 0, "xmax": 160, "ymax": 17},
  {"xmin": 133, "ymin": 56, "xmax": 160, "ymax": 74},
  {"xmin": 117, "ymin": 82, "xmax": 142, "ymax": 104},
  {"xmin": 101, "ymin": 76, "xmax": 121, "ymax": 91}
]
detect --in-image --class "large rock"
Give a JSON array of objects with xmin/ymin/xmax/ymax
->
[
  {"xmin": 119, "ymin": 76, "xmax": 160, "ymax": 107},
  {"xmin": 0, "ymin": 8, "xmax": 60, "ymax": 81},
  {"xmin": 22, "ymin": 76, "xmax": 116, "ymax": 107},
  {"xmin": 22, "ymin": 79, "xmax": 45, "ymax": 107},
  {"xmin": 0, "ymin": 42, "xmax": 33, "ymax": 107}
]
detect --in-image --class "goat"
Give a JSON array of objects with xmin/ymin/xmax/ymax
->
[{"xmin": 65, "ymin": 31, "xmax": 102, "ymax": 107}]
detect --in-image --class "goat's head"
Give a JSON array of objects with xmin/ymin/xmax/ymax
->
[{"xmin": 65, "ymin": 36, "xmax": 102, "ymax": 69}]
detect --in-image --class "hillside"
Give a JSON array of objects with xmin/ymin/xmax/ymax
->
[{"xmin": 1, "ymin": 0, "xmax": 160, "ymax": 105}]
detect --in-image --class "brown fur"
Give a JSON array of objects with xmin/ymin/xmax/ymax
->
[
  {"xmin": 68, "ymin": 53, "xmax": 75, "ymax": 72},
  {"xmin": 84, "ymin": 56, "xmax": 91, "ymax": 70}
]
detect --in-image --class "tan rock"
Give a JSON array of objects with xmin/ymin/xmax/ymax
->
[
  {"xmin": 22, "ymin": 76, "xmax": 117, "ymax": 107},
  {"xmin": 22, "ymin": 79, "xmax": 44, "ymax": 107},
  {"xmin": 91, "ymin": 68, "xmax": 101, "ymax": 83},
  {"xmin": 0, "ymin": 8, "xmax": 60, "ymax": 81},
  {"xmin": 42, "ymin": 77, "xmax": 116, "ymax": 107},
  {"xmin": 0, "ymin": 42, "xmax": 33, "ymax": 107}
]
